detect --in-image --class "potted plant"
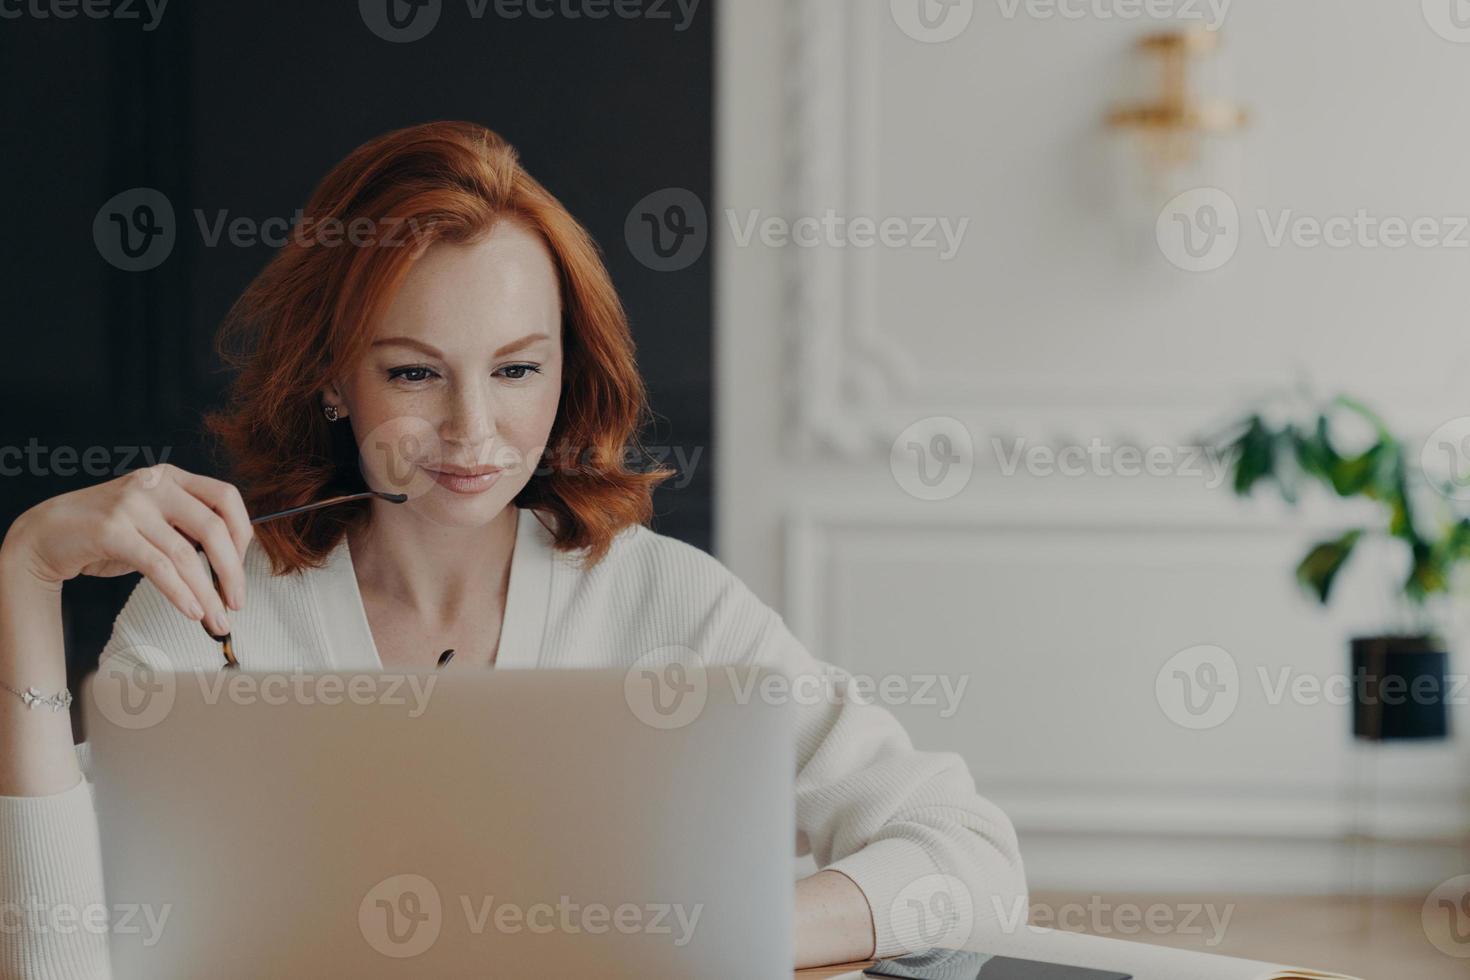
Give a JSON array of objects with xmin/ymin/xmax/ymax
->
[{"xmin": 1219, "ymin": 394, "xmax": 1454, "ymax": 741}]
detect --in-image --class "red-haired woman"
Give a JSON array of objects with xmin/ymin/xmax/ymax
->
[{"xmin": 0, "ymin": 122, "xmax": 1024, "ymax": 975}]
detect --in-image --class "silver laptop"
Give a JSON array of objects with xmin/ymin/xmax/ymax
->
[{"xmin": 82, "ymin": 664, "xmax": 794, "ymax": 979}]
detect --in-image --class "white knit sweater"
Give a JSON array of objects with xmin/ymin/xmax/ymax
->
[{"xmin": 0, "ymin": 506, "xmax": 1026, "ymax": 977}]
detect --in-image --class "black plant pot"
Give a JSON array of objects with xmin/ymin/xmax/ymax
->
[{"xmin": 1350, "ymin": 634, "xmax": 1452, "ymax": 741}]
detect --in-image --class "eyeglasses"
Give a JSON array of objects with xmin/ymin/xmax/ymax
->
[{"xmin": 201, "ymin": 489, "xmax": 408, "ymax": 669}]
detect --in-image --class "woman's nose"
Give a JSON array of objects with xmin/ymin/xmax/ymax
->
[{"xmin": 439, "ymin": 383, "xmax": 495, "ymax": 449}]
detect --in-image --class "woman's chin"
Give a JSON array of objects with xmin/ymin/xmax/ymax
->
[{"xmin": 407, "ymin": 482, "xmax": 516, "ymax": 529}]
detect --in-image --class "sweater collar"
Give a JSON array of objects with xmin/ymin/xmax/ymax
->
[{"xmin": 312, "ymin": 505, "xmax": 554, "ymax": 671}]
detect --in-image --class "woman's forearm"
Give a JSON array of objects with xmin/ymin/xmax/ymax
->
[
  {"xmin": 0, "ymin": 524, "xmax": 81, "ymax": 797},
  {"xmin": 794, "ymin": 869, "xmax": 876, "ymax": 969}
]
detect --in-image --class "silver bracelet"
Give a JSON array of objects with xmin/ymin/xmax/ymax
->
[{"xmin": 0, "ymin": 679, "xmax": 73, "ymax": 712}]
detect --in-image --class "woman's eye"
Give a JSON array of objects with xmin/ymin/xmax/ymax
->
[
  {"xmin": 498, "ymin": 363, "xmax": 543, "ymax": 381},
  {"xmin": 387, "ymin": 365, "xmax": 437, "ymax": 384}
]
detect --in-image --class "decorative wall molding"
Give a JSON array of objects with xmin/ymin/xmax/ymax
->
[
  {"xmin": 784, "ymin": 0, "xmax": 882, "ymax": 459},
  {"xmin": 782, "ymin": 500, "xmax": 1351, "ymax": 650},
  {"xmin": 779, "ymin": 2, "xmax": 1468, "ymax": 460},
  {"xmin": 770, "ymin": 2, "xmax": 1470, "ymax": 894},
  {"xmin": 781, "ymin": 1, "xmax": 1239, "ymax": 459},
  {"xmin": 781, "ymin": 502, "xmax": 1470, "ymax": 890},
  {"xmin": 1019, "ymin": 831, "xmax": 1463, "ymax": 894}
]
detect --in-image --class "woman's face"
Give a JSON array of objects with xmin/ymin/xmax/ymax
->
[{"xmin": 327, "ymin": 217, "xmax": 564, "ymax": 529}]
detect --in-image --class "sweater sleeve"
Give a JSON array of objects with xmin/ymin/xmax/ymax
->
[
  {"xmin": 0, "ymin": 750, "xmax": 108, "ymax": 980},
  {"xmin": 0, "ymin": 572, "xmax": 218, "ymax": 980},
  {"xmin": 747, "ymin": 604, "xmax": 1028, "ymax": 960}
]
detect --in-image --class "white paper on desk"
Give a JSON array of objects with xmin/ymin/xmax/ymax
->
[{"xmin": 963, "ymin": 926, "xmax": 1360, "ymax": 980}]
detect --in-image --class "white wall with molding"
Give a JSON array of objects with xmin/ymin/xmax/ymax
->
[{"xmin": 717, "ymin": 0, "xmax": 1470, "ymax": 893}]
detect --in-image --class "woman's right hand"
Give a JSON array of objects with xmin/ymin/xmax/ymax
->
[{"xmin": 1, "ymin": 464, "xmax": 253, "ymax": 637}]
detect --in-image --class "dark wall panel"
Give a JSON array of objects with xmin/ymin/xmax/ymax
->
[{"xmin": 0, "ymin": 2, "xmax": 714, "ymax": 682}]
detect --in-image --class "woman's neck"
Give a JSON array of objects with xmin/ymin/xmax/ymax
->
[{"xmin": 346, "ymin": 501, "xmax": 519, "ymax": 621}]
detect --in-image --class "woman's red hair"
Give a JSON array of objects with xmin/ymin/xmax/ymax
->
[{"xmin": 205, "ymin": 120, "xmax": 674, "ymax": 574}]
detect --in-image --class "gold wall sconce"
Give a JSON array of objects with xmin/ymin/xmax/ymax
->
[{"xmin": 1107, "ymin": 30, "xmax": 1248, "ymax": 173}]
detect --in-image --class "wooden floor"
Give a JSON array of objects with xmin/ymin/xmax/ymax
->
[{"xmin": 1030, "ymin": 890, "xmax": 1459, "ymax": 980}]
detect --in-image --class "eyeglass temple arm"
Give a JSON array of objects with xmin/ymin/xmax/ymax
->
[
  {"xmin": 248, "ymin": 490, "xmax": 410, "ymax": 527},
  {"xmin": 202, "ymin": 489, "xmax": 409, "ymax": 668}
]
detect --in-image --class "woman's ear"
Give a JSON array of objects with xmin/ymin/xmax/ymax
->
[{"xmin": 320, "ymin": 382, "xmax": 348, "ymax": 420}]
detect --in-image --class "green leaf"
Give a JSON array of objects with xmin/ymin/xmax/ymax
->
[
  {"xmin": 1335, "ymin": 443, "xmax": 1397, "ymax": 497},
  {"xmin": 1405, "ymin": 539, "xmax": 1442, "ymax": 603},
  {"xmin": 1223, "ymin": 394, "xmax": 1470, "ymax": 610},
  {"xmin": 1384, "ymin": 454, "xmax": 1418, "ymax": 542},
  {"xmin": 1292, "ymin": 415, "xmax": 1340, "ymax": 484},
  {"xmin": 1228, "ymin": 415, "xmax": 1276, "ymax": 496},
  {"xmin": 1442, "ymin": 518, "xmax": 1470, "ymax": 560},
  {"xmin": 1295, "ymin": 529, "xmax": 1363, "ymax": 605}
]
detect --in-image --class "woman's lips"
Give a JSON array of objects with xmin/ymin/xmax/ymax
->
[{"xmin": 423, "ymin": 467, "xmax": 503, "ymax": 495}]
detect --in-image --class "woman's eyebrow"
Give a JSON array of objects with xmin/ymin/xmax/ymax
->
[
  {"xmin": 371, "ymin": 336, "xmax": 443, "ymax": 357},
  {"xmin": 493, "ymin": 332, "xmax": 551, "ymax": 357},
  {"xmin": 369, "ymin": 333, "xmax": 549, "ymax": 358}
]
